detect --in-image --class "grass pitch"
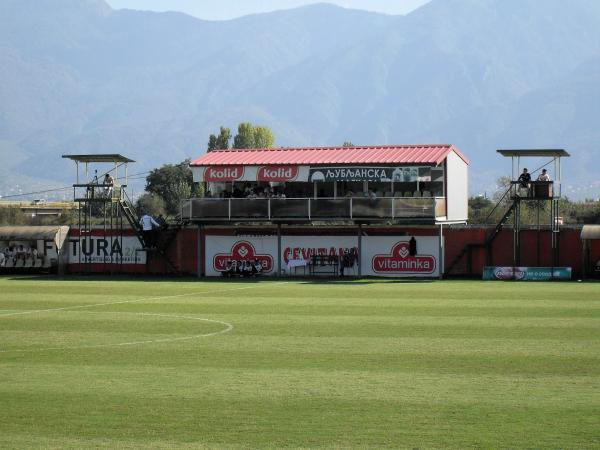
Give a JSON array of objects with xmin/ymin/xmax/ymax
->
[{"xmin": 0, "ymin": 276, "xmax": 599, "ymax": 449}]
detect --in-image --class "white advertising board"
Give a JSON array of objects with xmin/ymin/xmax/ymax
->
[
  {"xmin": 361, "ymin": 236, "xmax": 440, "ymax": 277},
  {"xmin": 205, "ymin": 235, "xmax": 277, "ymax": 276},
  {"xmin": 68, "ymin": 236, "xmax": 146, "ymax": 264}
]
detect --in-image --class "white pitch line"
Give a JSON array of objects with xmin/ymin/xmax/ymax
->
[
  {"xmin": 0, "ymin": 312, "xmax": 234, "ymax": 354},
  {"xmin": 0, "ymin": 282, "xmax": 292, "ymax": 318}
]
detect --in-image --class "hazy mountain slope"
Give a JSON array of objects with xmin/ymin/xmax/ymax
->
[
  {"xmin": 0, "ymin": 0, "xmax": 598, "ymax": 198},
  {"xmin": 416, "ymin": 56, "xmax": 600, "ymax": 197}
]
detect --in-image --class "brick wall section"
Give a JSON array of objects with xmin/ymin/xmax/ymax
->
[
  {"xmin": 147, "ymin": 227, "xmax": 198, "ymax": 275},
  {"xmin": 444, "ymin": 227, "xmax": 584, "ymax": 276}
]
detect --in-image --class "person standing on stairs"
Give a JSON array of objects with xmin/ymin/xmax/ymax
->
[{"xmin": 139, "ymin": 212, "xmax": 160, "ymax": 248}]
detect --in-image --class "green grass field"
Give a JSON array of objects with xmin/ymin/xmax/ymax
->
[{"xmin": 1, "ymin": 276, "xmax": 599, "ymax": 449}]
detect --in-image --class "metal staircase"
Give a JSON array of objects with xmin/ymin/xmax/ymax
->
[
  {"xmin": 119, "ymin": 190, "xmax": 181, "ymax": 273},
  {"xmin": 445, "ymin": 187, "xmax": 516, "ymax": 275}
]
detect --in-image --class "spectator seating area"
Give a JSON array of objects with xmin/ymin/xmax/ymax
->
[
  {"xmin": 0, "ymin": 245, "xmax": 54, "ymax": 273},
  {"xmin": 220, "ymin": 259, "xmax": 264, "ymax": 277}
]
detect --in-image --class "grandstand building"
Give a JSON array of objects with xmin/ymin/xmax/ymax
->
[{"xmin": 183, "ymin": 145, "xmax": 470, "ymax": 278}]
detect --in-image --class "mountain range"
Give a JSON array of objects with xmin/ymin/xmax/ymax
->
[{"xmin": 0, "ymin": 0, "xmax": 599, "ymax": 199}]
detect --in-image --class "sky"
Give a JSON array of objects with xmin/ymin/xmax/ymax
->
[{"xmin": 105, "ymin": 0, "xmax": 432, "ymax": 21}]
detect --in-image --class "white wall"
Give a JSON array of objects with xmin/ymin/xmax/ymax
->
[
  {"xmin": 445, "ymin": 151, "xmax": 469, "ymax": 221},
  {"xmin": 68, "ymin": 236, "xmax": 146, "ymax": 264}
]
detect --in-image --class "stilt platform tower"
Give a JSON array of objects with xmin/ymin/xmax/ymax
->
[
  {"xmin": 496, "ymin": 149, "xmax": 570, "ymax": 267},
  {"xmin": 62, "ymin": 154, "xmax": 140, "ymax": 271}
]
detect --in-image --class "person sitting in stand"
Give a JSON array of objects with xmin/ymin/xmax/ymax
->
[
  {"xmin": 537, "ymin": 169, "xmax": 551, "ymax": 181},
  {"xmin": 340, "ymin": 249, "xmax": 351, "ymax": 276},
  {"xmin": 243, "ymin": 260, "xmax": 254, "ymax": 277},
  {"xmin": 253, "ymin": 258, "xmax": 263, "ymax": 275},
  {"xmin": 5, "ymin": 246, "xmax": 14, "ymax": 263},
  {"xmin": 103, "ymin": 173, "xmax": 115, "ymax": 197},
  {"xmin": 0, "ymin": 250, "xmax": 5, "ymax": 267},
  {"xmin": 229, "ymin": 260, "xmax": 238, "ymax": 277},
  {"xmin": 16, "ymin": 245, "xmax": 25, "ymax": 261},
  {"xmin": 231, "ymin": 260, "xmax": 241, "ymax": 276},
  {"xmin": 221, "ymin": 259, "xmax": 233, "ymax": 278},
  {"xmin": 517, "ymin": 168, "xmax": 532, "ymax": 196},
  {"xmin": 345, "ymin": 190, "xmax": 354, "ymax": 198}
]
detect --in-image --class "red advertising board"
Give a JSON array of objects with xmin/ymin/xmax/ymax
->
[
  {"xmin": 203, "ymin": 166, "xmax": 244, "ymax": 182},
  {"xmin": 257, "ymin": 166, "xmax": 299, "ymax": 182}
]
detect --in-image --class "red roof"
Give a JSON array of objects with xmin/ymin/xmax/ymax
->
[{"xmin": 191, "ymin": 145, "xmax": 469, "ymax": 166}]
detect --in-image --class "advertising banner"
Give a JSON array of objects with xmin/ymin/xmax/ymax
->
[
  {"xmin": 281, "ymin": 235, "xmax": 359, "ymax": 275},
  {"xmin": 194, "ymin": 166, "xmax": 310, "ymax": 183},
  {"xmin": 68, "ymin": 235, "xmax": 146, "ymax": 264},
  {"xmin": 308, "ymin": 166, "xmax": 430, "ymax": 182},
  {"xmin": 361, "ymin": 236, "xmax": 440, "ymax": 277},
  {"xmin": 205, "ymin": 236, "xmax": 277, "ymax": 276},
  {"xmin": 204, "ymin": 235, "xmax": 441, "ymax": 277},
  {"xmin": 482, "ymin": 266, "xmax": 572, "ymax": 281}
]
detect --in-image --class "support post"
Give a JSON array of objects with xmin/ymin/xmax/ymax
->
[
  {"xmin": 514, "ymin": 200, "xmax": 521, "ymax": 266},
  {"xmin": 277, "ymin": 224, "xmax": 282, "ymax": 277},
  {"xmin": 199, "ymin": 224, "xmax": 205, "ymax": 277},
  {"xmin": 357, "ymin": 224, "xmax": 362, "ymax": 277},
  {"xmin": 438, "ymin": 223, "xmax": 444, "ymax": 280},
  {"xmin": 197, "ymin": 225, "xmax": 202, "ymax": 277}
]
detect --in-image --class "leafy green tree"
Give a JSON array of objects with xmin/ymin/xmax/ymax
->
[
  {"xmin": 233, "ymin": 122, "xmax": 256, "ymax": 149},
  {"xmin": 468, "ymin": 196, "xmax": 494, "ymax": 224},
  {"xmin": 493, "ymin": 176, "xmax": 512, "ymax": 202},
  {"xmin": 145, "ymin": 160, "xmax": 198, "ymax": 215},
  {"xmin": 209, "ymin": 123, "xmax": 274, "ymax": 150},
  {"xmin": 342, "ymin": 141, "xmax": 355, "ymax": 147},
  {"xmin": 136, "ymin": 193, "xmax": 166, "ymax": 217},
  {"xmin": 208, "ymin": 127, "xmax": 232, "ymax": 151},
  {"xmin": 253, "ymin": 126, "xmax": 275, "ymax": 148},
  {"xmin": 233, "ymin": 122, "xmax": 275, "ymax": 149}
]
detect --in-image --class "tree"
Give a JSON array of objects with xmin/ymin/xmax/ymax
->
[
  {"xmin": 208, "ymin": 127, "xmax": 231, "ymax": 151},
  {"xmin": 253, "ymin": 126, "xmax": 275, "ymax": 148},
  {"xmin": 342, "ymin": 141, "xmax": 355, "ymax": 147},
  {"xmin": 145, "ymin": 159, "xmax": 198, "ymax": 215},
  {"xmin": 233, "ymin": 122, "xmax": 255, "ymax": 149},
  {"xmin": 493, "ymin": 176, "xmax": 512, "ymax": 202},
  {"xmin": 468, "ymin": 196, "xmax": 494, "ymax": 224},
  {"xmin": 208, "ymin": 122, "xmax": 275, "ymax": 150},
  {"xmin": 233, "ymin": 122, "xmax": 275, "ymax": 149},
  {"xmin": 136, "ymin": 193, "xmax": 166, "ymax": 217}
]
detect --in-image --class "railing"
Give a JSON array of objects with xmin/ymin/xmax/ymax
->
[
  {"xmin": 72, "ymin": 183, "xmax": 124, "ymax": 202},
  {"xmin": 181, "ymin": 197, "xmax": 446, "ymax": 222},
  {"xmin": 509, "ymin": 181, "xmax": 555, "ymax": 199}
]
